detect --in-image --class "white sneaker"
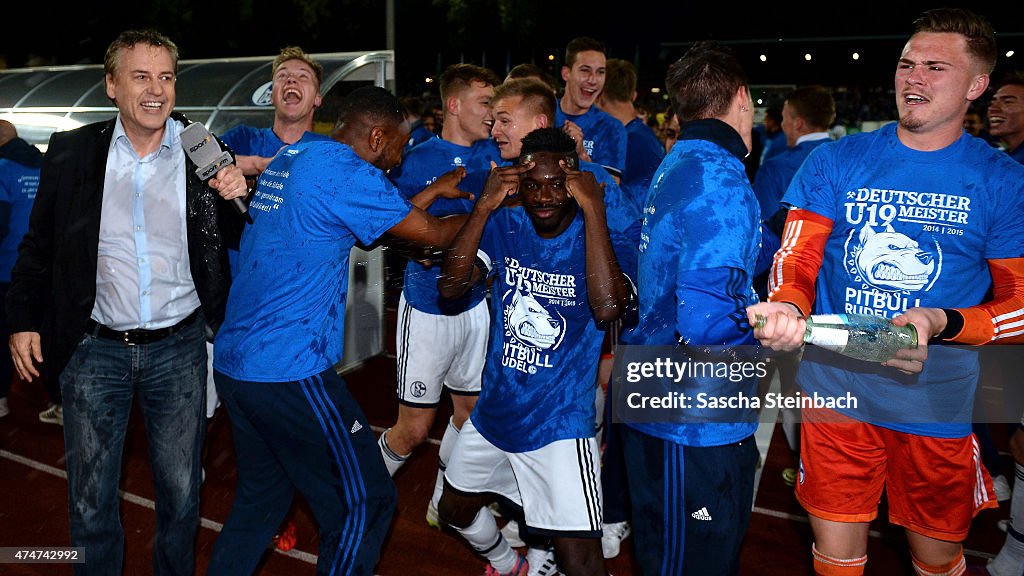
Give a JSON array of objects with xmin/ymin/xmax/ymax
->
[
  {"xmin": 525, "ymin": 546, "xmax": 561, "ymax": 576},
  {"xmin": 993, "ymin": 474, "xmax": 1012, "ymax": 502},
  {"xmin": 0, "ymin": 397, "xmax": 9, "ymax": 418},
  {"xmin": 601, "ymin": 521, "xmax": 631, "ymax": 559},
  {"xmin": 39, "ymin": 403, "xmax": 63, "ymax": 426},
  {"xmin": 501, "ymin": 519, "xmax": 526, "ymax": 548}
]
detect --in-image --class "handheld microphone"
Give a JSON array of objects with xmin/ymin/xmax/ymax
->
[{"xmin": 180, "ymin": 123, "xmax": 253, "ymax": 224}]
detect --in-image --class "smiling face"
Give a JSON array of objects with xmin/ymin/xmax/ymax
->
[
  {"xmin": 105, "ymin": 43, "xmax": 175, "ymax": 142},
  {"xmin": 519, "ymin": 152, "xmax": 576, "ymax": 237},
  {"xmin": 491, "ymin": 95, "xmax": 547, "ymax": 160},
  {"xmin": 988, "ymin": 83, "xmax": 1024, "ymax": 150},
  {"xmin": 560, "ymin": 50, "xmax": 606, "ymax": 115},
  {"xmin": 271, "ymin": 58, "xmax": 322, "ymax": 125},
  {"xmin": 895, "ymin": 32, "xmax": 988, "ymax": 147},
  {"xmin": 453, "ymin": 80, "xmax": 495, "ymax": 144}
]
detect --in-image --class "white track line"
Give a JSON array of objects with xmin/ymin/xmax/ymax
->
[
  {"xmin": 2, "ymin": 449, "xmax": 996, "ymax": 562},
  {"xmin": 0, "ymin": 449, "xmax": 318, "ymax": 565}
]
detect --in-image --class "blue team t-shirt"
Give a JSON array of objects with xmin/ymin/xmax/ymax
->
[
  {"xmin": 782, "ymin": 123, "xmax": 1024, "ymax": 437},
  {"xmin": 220, "ymin": 125, "xmax": 331, "ymax": 158},
  {"xmin": 621, "ymin": 117, "xmax": 665, "ymax": 213},
  {"xmin": 214, "ymin": 139, "xmax": 413, "ymax": 382},
  {"xmin": 472, "ymin": 207, "xmax": 637, "ymax": 453},
  {"xmin": 556, "ymin": 105, "xmax": 628, "ymax": 177},
  {"xmin": 388, "ymin": 137, "xmax": 501, "ymax": 315},
  {"xmin": 624, "ymin": 133, "xmax": 762, "ymax": 447},
  {"xmin": 404, "ymin": 122, "xmax": 436, "ymax": 153},
  {"xmin": 578, "ymin": 160, "xmax": 641, "ymax": 252},
  {"xmin": 0, "ymin": 159, "xmax": 39, "ymax": 282},
  {"xmin": 752, "ymin": 137, "xmax": 830, "ymax": 219},
  {"xmin": 219, "ymin": 126, "xmax": 332, "ymax": 274}
]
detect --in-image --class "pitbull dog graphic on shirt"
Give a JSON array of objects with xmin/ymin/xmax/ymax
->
[
  {"xmin": 847, "ymin": 222, "xmax": 938, "ymax": 292},
  {"xmin": 506, "ymin": 286, "xmax": 564, "ymax": 350}
]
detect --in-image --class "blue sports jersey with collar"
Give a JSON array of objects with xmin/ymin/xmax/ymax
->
[
  {"xmin": 622, "ymin": 117, "xmax": 666, "ymax": 214},
  {"xmin": 220, "ymin": 125, "xmax": 331, "ymax": 158},
  {"xmin": 752, "ymin": 137, "xmax": 831, "ymax": 220},
  {"xmin": 388, "ymin": 137, "xmax": 501, "ymax": 315},
  {"xmin": 782, "ymin": 123, "xmax": 1024, "ymax": 437},
  {"xmin": 471, "ymin": 207, "xmax": 637, "ymax": 453},
  {"xmin": 623, "ymin": 120, "xmax": 762, "ymax": 447},
  {"xmin": 214, "ymin": 139, "xmax": 413, "ymax": 382},
  {"xmin": 0, "ymin": 159, "xmax": 39, "ymax": 282},
  {"xmin": 556, "ymin": 105, "xmax": 628, "ymax": 176}
]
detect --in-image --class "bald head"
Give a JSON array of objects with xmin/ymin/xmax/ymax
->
[{"xmin": 0, "ymin": 120, "xmax": 17, "ymax": 148}]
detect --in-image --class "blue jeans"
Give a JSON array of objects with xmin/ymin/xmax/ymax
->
[{"xmin": 60, "ymin": 314, "xmax": 207, "ymax": 576}]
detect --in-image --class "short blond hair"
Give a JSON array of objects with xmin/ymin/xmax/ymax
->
[{"xmin": 273, "ymin": 46, "xmax": 323, "ymax": 89}]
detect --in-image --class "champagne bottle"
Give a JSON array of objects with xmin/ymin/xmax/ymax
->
[{"xmin": 754, "ymin": 313, "xmax": 918, "ymax": 362}]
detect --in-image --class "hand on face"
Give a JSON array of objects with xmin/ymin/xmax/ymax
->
[
  {"xmin": 477, "ymin": 160, "xmax": 535, "ymax": 212},
  {"xmin": 560, "ymin": 160, "xmax": 603, "ymax": 212}
]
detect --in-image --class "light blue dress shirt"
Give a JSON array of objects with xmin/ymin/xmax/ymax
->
[{"xmin": 91, "ymin": 115, "xmax": 200, "ymax": 331}]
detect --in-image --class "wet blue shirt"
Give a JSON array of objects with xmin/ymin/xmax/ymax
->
[
  {"xmin": 388, "ymin": 138, "xmax": 501, "ymax": 315},
  {"xmin": 214, "ymin": 139, "xmax": 412, "ymax": 382},
  {"xmin": 623, "ymin": 119, "xmax": 762, "ymax": 447},
  {"xmin": 220, "ymin": 125, "xmax": 331, "ymax": 158},
  {"xmin": 219, "ymin": 126, "xmax": 331, "ymax": 274},
  {"xmin": 472, "ymin": 207, "xmax": 637, "ymax": 452},
  {"xmin": 783, "ymin": 123, "xmax": 1024, "ymax": 437}
]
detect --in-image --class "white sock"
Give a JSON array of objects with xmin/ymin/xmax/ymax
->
[
  {"xmin": 456, "ymin": 506, "xmax": 518, "ymax": 574},
  {"xmin": 378, "ymin": 429, "xmax": 409, "ymax": 477},
  {"xmin": 990, "ymin": 463, "xmax": 1024, "ymax": 576},
  {"xmin": 431, "ymin": 417, "xmax": 460, "ymax": 509}
]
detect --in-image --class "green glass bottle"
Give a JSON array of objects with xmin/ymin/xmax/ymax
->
[{"xmin": 754, "ymin": 313, "xmax": 918, "ymax": 362}]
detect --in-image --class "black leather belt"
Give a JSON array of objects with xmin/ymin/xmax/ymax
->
[{"xmin": 86, "ymin": 309, "xmax": 200, "ymax": 346}]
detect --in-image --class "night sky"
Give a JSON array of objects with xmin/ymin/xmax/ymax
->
[{"xmin": 4, "ymin": 1, "xmax": 1022, "ymax": 97}]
